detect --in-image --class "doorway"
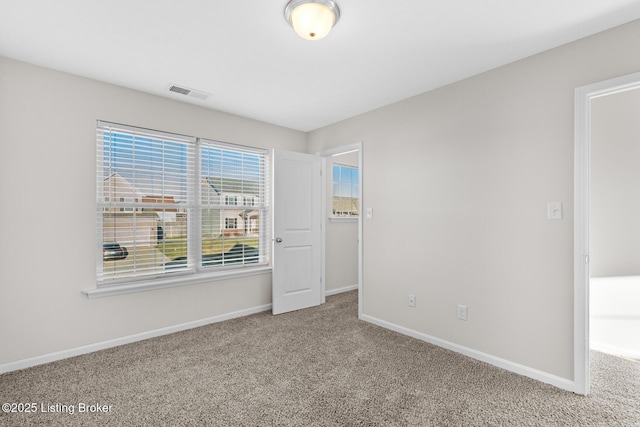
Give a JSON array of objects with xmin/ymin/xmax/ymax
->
[
  {"xmin": 574, "ymin": 72, "xmax": 640, "ymax": 395},
  {"xmin": 321, "ymin": 143, "xmax": 363, "ymax": 318},
  {"xmin": 589, "ymin": 88, "xmax": 640, "ymax": 361}
]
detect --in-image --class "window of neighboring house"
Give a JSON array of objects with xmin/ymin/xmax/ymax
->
[
  {"xmin": 332, "ymin": 164, "xmax": 359, "ymax": 217},
  {"xmin": 244, "ymin": 197, "xmax": 255, "ymax": 207},
  {"xmin": 97, "ymin": 121, "xmax": 269, "ymax": 287},
  {"xmin": 225, "ymin": 195, "xmax": 237, "ymax": 206},
  {"xmin": 122, "ymin": 197, "xmax": 134, "ymax": 212}
]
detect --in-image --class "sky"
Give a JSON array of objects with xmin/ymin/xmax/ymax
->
[{"xmin": 333, "ymin": 164, "xmax": 359, "ymax": 198}]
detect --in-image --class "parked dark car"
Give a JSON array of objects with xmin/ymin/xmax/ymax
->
[
  {"xmin": 163, "ymin": 244, "xmax": 259, "ymax": 270},
  {"xmin": 103, "ymin": 243, "xmax": 128, "ymax": 261}
]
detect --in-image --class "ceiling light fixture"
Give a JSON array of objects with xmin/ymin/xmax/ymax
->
[{"xmin": 284, "ymin": 0, "xmax": 340, "ymax": 41}]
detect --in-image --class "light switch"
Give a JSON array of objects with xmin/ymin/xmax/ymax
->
[
  {"xmin": 547, "ymin": 202, "xmax": 562, "ymax": 220},
  {"xmin": 366, "ymin": 207, "xmax": 373, "ymax": 219}
]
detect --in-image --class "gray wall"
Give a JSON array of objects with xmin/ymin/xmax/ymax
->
[
  {"xmin": 0, "ymin": 56, "xmax": 306, "ymax": 366},
  {"xmin": 308, "ymin": 19, "xmax": 640, "ymax": 381},
  {"xmin": 591, "ymin": 88, "xmax": 640, "ymax": 277}
]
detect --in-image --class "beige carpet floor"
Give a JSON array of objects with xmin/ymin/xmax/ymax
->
[{"xmin": 1, "ymin": 290, "xmax": 639, "ymax": 426}]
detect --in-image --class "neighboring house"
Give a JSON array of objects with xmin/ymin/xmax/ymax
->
[
  {"xmin": 102, "ymin": 172, "xmax": 144, "ymax": 212},
  {"xmin": 141, "ymin": 195, "xmax": 187, "ymax": 240},
  {"xmin": 102, "ymin": 173, "xmax": 186, "ymax": 246},
  {"xmin": 202, "ymin": 177, "xmax": 260, "ymax": 237},
  {"xmin": 102, "ymin": 174, "xmax": 260, "ymax": 247},
  {"xmin": 332, "ymin": 197, "xmax": 359, "ymax": 217}
]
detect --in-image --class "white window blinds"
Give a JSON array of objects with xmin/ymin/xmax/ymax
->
[
  {"xmin": 97, "ymin": 122, "xmax": 196, "ymax": 282},
  {"xmin": 96, "ymin": 121, "xmax": 269, "ymax": 286},
  {"xmin": 200, "ymin": 139, "xmax": 269, "ymax": 268}
]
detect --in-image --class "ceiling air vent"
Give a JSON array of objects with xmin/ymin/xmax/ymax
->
[{"xmin": 168, "ymin": 84, "xmax": 210, "ymax": 101}]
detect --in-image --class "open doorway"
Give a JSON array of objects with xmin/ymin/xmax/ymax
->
[
  {"xmin": 589, "ymin": 88, "xmax": 640, "ymax": 361},
  {"xmin": 321, "ymin": 143, "xmax": 363, "ymax": 318},
  {"xmin": 574, "ymin": 72, "xmax": 640, "ymax": 395}
]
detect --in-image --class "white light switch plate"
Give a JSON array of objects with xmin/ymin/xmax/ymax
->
[
  {"xmin": 547, "ymin": 202, "xmax": 562, "ymax": 220},
  {"xmin": 366, "ymin": 207, "xmax": 373, "ymax": 219},
  {"xmin": 457, "ymin": 305, "xmax": 468, "ymax": 321}
]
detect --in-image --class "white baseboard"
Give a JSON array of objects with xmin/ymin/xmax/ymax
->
[
  {"xmin": 0, "ymin": 303, "xmax": 272, "ymax": 375},
  {"xmin": 591, "ymin": 341, "xmax": 640, "ymax": 360},
  {"xmin": 360, "ymin": 314, "xmax": 576, "ymax": 393},
  {"xmin": 325, "ymin": 284, "xmax": 358, "ymax": 296}
]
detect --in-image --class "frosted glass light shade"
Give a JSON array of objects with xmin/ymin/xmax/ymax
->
[{"xmin": 285, "ymin": 0, "xmax": 340, "ymax": 41}]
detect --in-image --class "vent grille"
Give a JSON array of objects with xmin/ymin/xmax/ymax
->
[
  {"xmin": 168, "ymin": 84, "xmax": 211, "ymax": 101},
  {"xmin": 187, "ymin": 90, "xmax": 209, "ymax": 100},
  {"xmin": 169, "ymin": 85, "xmax": 190, "ymax": 95}
]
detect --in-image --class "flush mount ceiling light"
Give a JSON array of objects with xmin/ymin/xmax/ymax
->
[{"xmin": 284, "ymin": 0, "xmax": 340, "ymax": 41}]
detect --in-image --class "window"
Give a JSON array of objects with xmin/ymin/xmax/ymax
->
[
  {"xmin": 97, "ymin": 121, "xmax": 269, "ymax": 286},
  {"xmin": 332, "ymin": 164, "xmax": 359, "ymax": 217}
]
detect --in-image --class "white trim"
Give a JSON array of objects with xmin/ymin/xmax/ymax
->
[
  {"xmin": 321, "ymin": 143, "xmax": 361, "ymax": 157},
  {"xmin": 574, "ymin": 82, "xmax": 590, "ymax": 396},
  {"xmin": 574, "ymin": 71, "xmax": 640, "ymax": 396},
  {"xmin": 590, "ymin": 341, "xmax": 640, "ymax": 361},
  {"xmin": 329, "ymin": 216, "xmax": 358, "ymax": 223},
  {"xmin": 361, "ymin": 314, "xmax": 575, "ymax": 393},
  {"xmin": 325, "ymin": 284, "xmax": 358, "ymax": 296},
  {"xmin": 320, "ymin": 153, "xmax": 327, "ymax": 305},
  {"xmin": 84, "ymin": 267, "xmax": 272, "ymax": 298},
  {"xmin": 0, "ymin": 303, "xmax": 272, "ymax": 374},
  {"xmin": 357, "ymin": 145, "xmax": 363, "ymax": 319}
]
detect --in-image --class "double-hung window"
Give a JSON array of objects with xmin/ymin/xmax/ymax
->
[
  {"xmin": 97, "ymin": 121, "xmax": 269, "ymax": 287},
  {"xmin": 332, "ymin": 164, "xmax": 359, "ymax": 217}
]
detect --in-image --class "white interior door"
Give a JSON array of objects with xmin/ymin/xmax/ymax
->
[{"xmin": 272, "ymin": 150, "xmax": 322, "ymax": 315}]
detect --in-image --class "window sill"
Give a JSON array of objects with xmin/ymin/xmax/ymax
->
[
  {"xmin": 329, "ymin": 216, "xmax": 358, "ymax": 223},
  {"xmin": 83, "ymin": 266, "xmax": 272, "ymax": 299}
]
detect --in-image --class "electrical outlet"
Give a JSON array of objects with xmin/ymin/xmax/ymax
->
[
  {"xmin": 408, "ymin": 294, "xmax": 416, "ymax": 307},
  {"xmin": 457, "ymin": 304, "xmax": 468, "ymax": 321}
]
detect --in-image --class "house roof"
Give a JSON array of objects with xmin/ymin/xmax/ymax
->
[
  {"xmin": 103, "ymin": 172, "xmax": 144, "ymax": 199},
  {"xmin": 204, "ymin": 177, "xmax": 259, "ymax": 196}
]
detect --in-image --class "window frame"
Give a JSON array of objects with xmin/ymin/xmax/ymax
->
[
  {"xmin": 331, "ymin": 163, "xmax": 359, "ymax": 220},
  {"xmin": 90, "ymin": 121, "xmax": 271, "ymax": 297}
]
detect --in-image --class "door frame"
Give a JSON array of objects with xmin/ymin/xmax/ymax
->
[
  {"xmin": 574, "ymin": 71, "xmax": 640, "ymax": 396},
  {"xmin": 320, "ymin": 142, "xmax": 363, "ymax": 318}
]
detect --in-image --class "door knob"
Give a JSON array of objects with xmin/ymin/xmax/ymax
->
[{"xmin": 275, "ymin": 237, "xmax": 283, "ymax": 243}]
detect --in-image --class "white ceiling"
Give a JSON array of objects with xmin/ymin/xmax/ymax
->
[{"xmin": 2, "ymin": 1, "xmax": 640, "ymax": 132}]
